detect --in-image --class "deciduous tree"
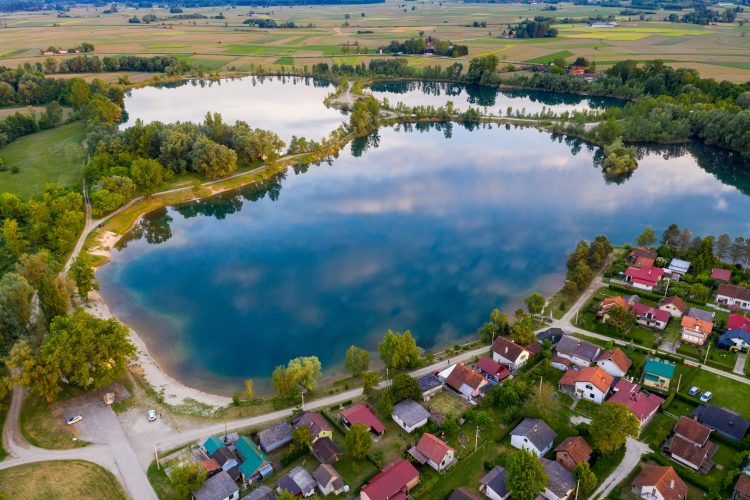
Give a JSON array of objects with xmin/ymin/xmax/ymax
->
[
  {"xmin": 170, "ymin": 462, "xmax": 207, "ymax": 498},
  {"xmin": 524, "ymin": 293, "xmax": 545, "ymax": 316},
  {"xmin": 244, "ymin": 378, "xmax": 254, "ymax": 401},
  {"xmin": 389, "ymin": 373, "xmax": 421, "ymax": 402},
  {"xmin": 636, "ymin": 226, "xmax": 657, "ymax": 247},
  {"xmin": 130, "ymin": 157, "xmax": 168, "ymax": 196},
  {"xmin": 605, "ymin": 304, "xmax": 634, "ymax": 334},
  {"xmin": 506, "ymin": 447, "xmax": 548, "ymax": 500},
  {"xmin": 574, "ymin": 462, "xmax": 597, "ymax": 497},
  {"xmin": 70, "ymin": 253, "xmax": 98, "ymax": 300},
  {"xmin": 0, "ymin": 272, "xmax": 34, "ymax": 341},
  {"xmin": 590, "ymin": 402, "xmax": 639, "ymax": 454},
  {"xmin": 510, "ymin": 321, "xmax": 535, "ymax": 345},
  {"xmin": 345, "ymin": 345, "xmax": 370, "ymax": 376},
  {"xmin": 378, "ymin": 329, "xmax": 420, "ymax": 371},
  {"xmin": 345, "ymin": 422, "xmax": 372, "ymax": 460}
]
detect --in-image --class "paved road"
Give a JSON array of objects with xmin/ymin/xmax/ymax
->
[
  {"xmin": 1, "ymin": 386, "xmax": 156, "ymax": 499},
  {"xmin": 590, "ymin": 437, "xmax": 652, "ymax": 499},
  {"xmin": 151, "ymin": 344, "xmax": 490, "ymax": 456}
]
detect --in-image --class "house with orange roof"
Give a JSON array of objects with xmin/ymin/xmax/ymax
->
[
  {"xmin": 659, "ymin": 296, "xmax": 687, "ymax": 318},
  {"xmin": 631, "ymin": 465, "xmax": 687, "ymax": 500},
  {"xmin": 596, "ymin": 296, "xmax": 629, "ymax": 322},
  {"xmin": 558, "ymin": 366, "xmax": 614, "ymax": 404},
  {"xmin": 409, "ymin": 433, "xmax": 456, "ymax": 472},
  {"xmin": 443, "ymin": 363, "xmax": 489, "ymax": 402},
  {"xmin": 680, "ymin": 308, "xmax": 714, "ymax": 345},
  {"xmin": 595, "ymin": 348, "xmax": 632, "ymax": 377}
]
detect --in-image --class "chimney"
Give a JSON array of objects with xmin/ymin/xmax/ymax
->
[{"xmin": 670, "ymin": 480, "xmax": 675, "ymax": 489}]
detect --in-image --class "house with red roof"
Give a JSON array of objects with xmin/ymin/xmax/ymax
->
[
  {"xmin": 596, "ymin": 348, "xmax": 632, "ymax": 377},
  {"xmin": 633, "ymin": 303, "xmax": 671, "ymax": 330},
  {"xmin": 733, "ymin": 474, "xmax": 750, "ymax": 500},
  {"xmin": 629, "ymin": 247, "xmax": 657, "ymax": 265},
  {"xmin": 475, "ymin": 356, "xmax": 510, "ymax": 384},
  {"xmin": 728, "ymin": 314, "xmax": 750, "ymax": 332},
  {"xmin": 665, "ymin": 416, "xmax": 717, "ymax": 472},
  {"xmin": 607, "ymin": 378, "xmax": 663, "ymax": 430},
  {"xmin": 554, "ymin": 436, "xmax": 592, "ymax": 471},
  {"xmin": 339, "ymin": 404, "xmax": 386, "ymax": 438},
  {"xmin": 711, "ymin": 268, "xmax": 732, "ymax": 282},
  {"xmin": 716, "ymin": 284, "xmax": 750, "ymax": 311},
  {"xmin": 631, "ymin": 465, "xmax": 687, "ymax": 500},
  {"xmin": 360, "ymin": 458, "xmax": 420, "ymax": 500},
  {"xmin": 409, "ymin": 433, "xmax": 456, "ymax": 472},
  {"xmin": 625, "ymin": 266, "xmax": 664, "ymax": 291},
  {"xmin": 659, "ymin": 296, "xmax": 687, "ymax": 318},
  {"xmin": 558, "ymin": 366, "xmax": 614, "ymax": 404}
]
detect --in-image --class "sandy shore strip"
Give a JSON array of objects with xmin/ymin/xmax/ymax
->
[{"xmin": 85, "ymin": 231, "xmax": 232, "ymax": 408}]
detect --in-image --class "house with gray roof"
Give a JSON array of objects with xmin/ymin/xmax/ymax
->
[
  {"xmin": 686, "ymin": 307, "xmax": 714, "ymax": 323},
  {"xmin": 418, "ymin": 374, "xmax": 443, "ymax": 401},
  {"xmin": 510, "ymin": 418, "xmax": 557, "ymax": 456},
  {"xmin": 541, "ymin": 458, "xmax": 575, "ymax": 500},
  {"xmin": 241, "ymin": 485, "xmax": 277, "ymax": 500},
  {"xmin": 392, "ymin": 399, "xmax": 430, "ymax": 433},
  {"xmin": 313, "ymin": 463, "xmax": 347, "ymax": 496},
  {"xmin": 192, "ymin": 470, "xmax": 240, "ymax": 500},
  {"xmin": 480, "ymin": 466, "xmax": 509, "ymax": 500},
  {"xmin": 276, "ymin": 467, "xmax": 316, "ymax": 497},
  {"xmin": 555, "ymin": 336, "xmax": 601, "ymax": 367},
  {"xmin": 692, "ymin": 405, "xmax": 749, "ymax": 442},
  {"xmin": 257, "ymin": 421, "xmax": 293, "ymax": 453},
  {"xmin": 668, "ymin": 258, "xmax": 691, "ymax": 276}
]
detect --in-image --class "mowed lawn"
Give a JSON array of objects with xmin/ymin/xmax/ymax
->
[
  {"xmin": 676, "ymin": 364, "xmax": 750, "ymax": 417},
  {"xmin": 0, "ymin": 121, "xmax": 87, "ymax": 198},
  {"xmin": 0, "ymin": 460, "xmax": 127, "ymax": 500}
]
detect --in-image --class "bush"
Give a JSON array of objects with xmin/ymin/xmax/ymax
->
[{"xmin": 10, "ymin": 165, "xmax": 19, "ymax": 174}]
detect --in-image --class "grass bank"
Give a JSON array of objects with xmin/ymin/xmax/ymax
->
[
  {"xmin": 0, "ymin": 121, "xmax": 87, "ymax": 198},
  {"xmin": 0, "ymin": 460, "xmax": 127, "ymax": 500},
  {"xmin": 20, "ymin": 393, "xmax": 87, "ymax": 450}
]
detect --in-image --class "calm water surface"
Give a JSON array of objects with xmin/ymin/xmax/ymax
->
[
  {"xmin": 121, "ymin": 76, "xmax": 346, "ymax": 143},
  {"xmin": 98, "ymin": 123, "xmax": 750, "ymax": 394},
  {"xmin": 368, "ymin": 81, "xmax": 623, "ymax": 114}
]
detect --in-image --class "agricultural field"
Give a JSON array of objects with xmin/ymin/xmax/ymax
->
[{"xmin": 0, "ymin": 1, "xmax": 748, "ymax": 81}]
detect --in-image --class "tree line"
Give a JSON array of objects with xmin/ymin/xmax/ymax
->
[{"xmin": 379, "ymin": 36, "xmax": 469, "ymax": 58}]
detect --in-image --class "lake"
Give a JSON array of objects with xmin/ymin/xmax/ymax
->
[
  {"xmin": 98, "ymin": 122, "xmax": 750, "ymax": 394},
  {"xmin": 368, "ymin": 81, "xmax": 623, "ymax": 114},
  {"xmin": 120, "ymin": 75, "xmax": 347, "ymax": 143}
]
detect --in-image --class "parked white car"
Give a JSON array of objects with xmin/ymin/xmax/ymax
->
[
  {"xmin": 688, "ymin": 386, "xmax": 700, "ymax": 397},
  {"xmin": 66, "ymin": 415, "xmax": 83, "ymax": 425},
  {"xmin": 700, "ymin": 391, "xmax": 713, "ymax": 403},
  {"xmin": 147, "ymin": 409, "xmax": 157, "ymax": 422}
]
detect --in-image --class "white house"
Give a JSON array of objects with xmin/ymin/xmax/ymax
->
[
  {"xmin": 391, "ymin": 399, "xmax": 430, "ymax": 433},
  {"xmin": 558, "ymin": 366, "xmax": 613, "ymax": 404},
  {"xmin": 491, "ymin": 336, "xmax": 530, "ymax": 371},
  {"xmin": 716, "ymin": 284, "xmax": 750, "ymax": 311},
  {"xmin": 555, "ymin": 336, "xmax": 601, "ymax": 368},
  {"xmin": 409, "ymin": 433, "xmax": 456, "ymax": 472},
  {"xmin": 510, "ymin": 419, "xmax": 556, "ymax": 456},
  {"xmin": 312, "ymin": 464, "xmax": 347, "ymax": 496},
  {"xmin": 480, "ymin": 466, "xmax": 510, "ymax": 500},
  {"xmin": 631, "ymin": 465, "xmax": 687, "ymax": 500},
  {"xmin": 595, "ymin": 348, "xmax": 632, "ymax": 378}
]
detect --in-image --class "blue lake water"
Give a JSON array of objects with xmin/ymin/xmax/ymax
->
[
  {"xmin": 98, "ymin": 122, "xmax": 750, "ymax": 394},
  {"xmin": 368, "ymin": 81, "xmax": 624, "ymax": 114},
  {"xmin": 120, "ymin": 76, "xmax": 346, "ymax": 143}
]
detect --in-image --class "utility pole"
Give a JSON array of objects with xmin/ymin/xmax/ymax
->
[
  {"xmin": 704, "ymin": 341, "xmax": 711, "ymax": 365},
  {"xmin": 475, "ymin": 426, "xmax": 479, "ymax": 451},
  {"xmin": 539, "ymin": 376, "xmax": 543, "ymax": 394},
  {"xmin": 154, "ymin": 444, "xmax": 160, "ymax": 470},
  {"xmin": 575, "ymin": 479, "xmax": 580, "ymax": 500},
  {"xmin": 676, "ymin": 373, "xmax": 682, "ymax": 394}
]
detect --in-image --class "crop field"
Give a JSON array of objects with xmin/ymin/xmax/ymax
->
[{"xmin": 0, "ymin": 1, "xmax": 748, "ymax": 81}]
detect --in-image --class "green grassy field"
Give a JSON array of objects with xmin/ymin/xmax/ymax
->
[
  {"xmin": 19, "ymin": 393, "xmax": 88, "ymax": 450},
  {"xmin": 0, "ymin": 460, "xmax": 127, "ymax": 500},
  {"xmin": 0, "ymin": 121, "xmax": 87, "ymax": 198}
]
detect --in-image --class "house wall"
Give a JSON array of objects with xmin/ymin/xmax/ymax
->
[
  {"xmin": 631, "ymin": 281, "xmax": 655, "ymax": 292},
  {"xmin": 427, "ymin": 450, "xmax": 455, "ymax": 472},
  {"xmin": 597, "ymin": 359, "xmax": 626, "ymax": 378},
  {"xmin": 557, "ymin": 352, "xmax": 593, "ymax": 368},
  {"xmin": 669, "ymin": 452, "xmax": 701, "ymax": 471},
  {"xmin": 632, "ymin": 484, "xmax": 665, "ymax": 500},
  {"xmin": 574, "ymin": 382, "xmax": 606, "ymax": 404},
  {"xmin": 492, "ymin": 351, "xmax": 528, "ymax": 371},
  {"xmin": 660, "ymin": 305, "xmax": 683, "ymax": 318},
  {"xmin": 422, "ymin": 385, "xmax": 442, "ymax": 401},
  {"xmin": 480, "ymin": 485, "xmax": 509, "ymax": 500},
  {"xmin": 392, "ymin": 415, "xmax": 427, "ymax": 433},
  {"xmin": 511, "ymin": 435, "xmax": 547, "ymax": 456},
  {"xmin": 636, "ymin": 317, "xmax": 667, "ymax": 330},
  {"xmin": 681, "ymin": 328, "xmax": 707, "ymax": 345},
  {"xmin": 556, "ymin": 452, "xmax": 577, "ymax": 471},
  {"xmin": 541, "ymin": 485, "xmax": 572, "ymax": 500},
  {"xmin": 717, "ymin": 294, "xmax": 750, "ymax": 311}
]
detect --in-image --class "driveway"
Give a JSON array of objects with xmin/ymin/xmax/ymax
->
[
  {"xmin": 590, "ymin": 437, "xmax": 652, "ymax": 499},
  {"xmin": 55, "ymin": 390, "xmax": 158, "ymax": 500}
]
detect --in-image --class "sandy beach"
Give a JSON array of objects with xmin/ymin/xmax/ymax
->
[{"xmin": 86, "ymin": 231, "xmax": 232, "ymax": 408}]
